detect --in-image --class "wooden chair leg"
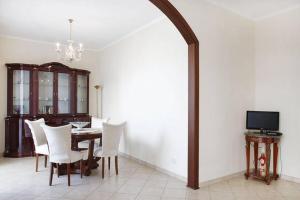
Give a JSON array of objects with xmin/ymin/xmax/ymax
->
[
  {"xmin": 102, "ymin": 157, "xmax": 105, "ymax": 179},
  {"xmin": 49, "ymin": 163, "xmax": 54, "ymax": 186},
  {"xmin": 115, "ymin": 156, "xmax": 118, "ymax": 175},
  {"xmin": 44, "ymin": 155, "xmax": 47, "ymax": 168},
  {"xmin": 80, "ymin": 160, "xmax": 83, "ymax": 179},
  {"xmin": 67, "ymin": 163, "xmax": 71, "ymax": 186},
  {"xmin": 57, "ymin": 164, "xmax": 60, "ymax": 178},
  {"xmin": 35, "ymin": 153, "xmax": 39, "ymax": 172},
  {"xmin": 108, "ymin": 157, "xmax": 111, "ymax": 170}
]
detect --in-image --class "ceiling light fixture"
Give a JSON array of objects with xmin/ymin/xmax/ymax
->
[{"xmin": 55, "ymin": 19, "xmax": 84, "ymax": 62}]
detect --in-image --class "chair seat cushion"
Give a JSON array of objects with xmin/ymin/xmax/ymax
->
[
  {"xmin": 35, "ymin": 144, "xmax": 49, "ymax": 155},
  {"xmin": 93, "ymin": 147, "xmax": 117, "ymax": 157},
  {"xmin": 50, "ymin": 150, "xmax": 87, "ymax": 164}
]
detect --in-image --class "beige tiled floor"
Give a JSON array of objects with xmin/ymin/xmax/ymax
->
[{"xmin": 0, "ymin": 156, "xmax": 299, "ymax": 200}]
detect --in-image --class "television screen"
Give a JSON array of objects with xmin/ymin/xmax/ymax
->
[{"xmin": 246, "ymin": 111, "xmax": 279, "ymax": 131}]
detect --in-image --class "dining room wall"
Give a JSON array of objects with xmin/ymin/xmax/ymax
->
[
  {"xmin": 0, "ymin": 35, "xmax": 100, "ymax": 154},
  {"xmin": 97, "ymin": 0, "xmax": 255, "ymax": 182},
  {"xmin": 168, "ymin": 0, "xmax": 255, "ymax": 183},
  {"xmin": 254, "ymin": 7, "xmax": 300, "ymax": 181},
  {"xmin": 97, "ymin": 17, "xmax": 189, "ymax": 178}
]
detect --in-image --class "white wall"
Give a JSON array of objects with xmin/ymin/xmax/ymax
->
[
  {"xmin": 98, "ymin": 18, "xmax": 189, "ymax": 178},
  {"xmin": 169, "ymin": 0, "xmax": 255, "ymax": 182},
  {"xmin": 255, "ymin": 7, "xmax": 300, "ymax": 179},
  {"xmin": 0, "ymin": 36, "xmax": 100, "ymax": 153},
  {"xmin": 99, "ymin": 0, "xmax": 255, "ymax": 182}
]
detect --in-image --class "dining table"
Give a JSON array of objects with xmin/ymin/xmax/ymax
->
[
  {"xmin": 71, "ymin": 128, "xmax": 102, "ymax": 176},
  {"xmin": 56, "ymin": 127, "xmax": 102, "ymax": 176}
]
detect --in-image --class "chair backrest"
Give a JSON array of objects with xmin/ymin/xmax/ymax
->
[
  {"xmin": 24, "ymin": 118, "xmax": 46, "ymax": 147},
  {"xmin": 40, "ymin": 124, "xmax": 72, "ymax": 159},
  {"xmin": 102, "ymin": 122, "xmax": 126, "ymax": 156},
  {"xmin": 91, "ymin": 117, "xmax": 110, "ymax": 129}
]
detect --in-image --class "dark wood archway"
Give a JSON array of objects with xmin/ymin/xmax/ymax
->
[{"xmin": 149, "ymin": 0, "xmax": 199, "ymax": 189}]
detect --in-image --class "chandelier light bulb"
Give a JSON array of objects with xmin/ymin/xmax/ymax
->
[
  {"xmin": 79, "ymin": 43, "xmax": 83, "ymax": 51},
  {"xmin": 55, "ymin": 43, "xmax": 61, "ymax": 52}
]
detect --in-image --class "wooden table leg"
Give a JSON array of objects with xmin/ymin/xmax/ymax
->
[
  {"xmin": 44, "ymin": 155, "xmax": 47, "ymax": 168},
  {"xmin": 265, "ymin": 143, "xmax": 271, "ymax": 185},
  {"xmin": 254, "ymin": 142, "xmax": 258, "ymax": 175},
  {"xmin": 273, "ymin": 143, "xmax": 279, "ymax": 180},
  {"xmin": 49, "ymin": 163, "xmax": 54, "ymax": 186},
  {"xmin": 84, "ymin": 139, "xmax": 95, "ymax": 176},
  {"xmin": 245, "ymin": 140, "xmax": 250, "ymax": 179}
]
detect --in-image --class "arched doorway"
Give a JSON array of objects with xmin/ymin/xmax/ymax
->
[{"xmin": 149, "ymin": 0, "xmax": 199, "ymax": 189}]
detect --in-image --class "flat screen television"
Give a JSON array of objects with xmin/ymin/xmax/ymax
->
[{"xmin": 246, "ymin": 111, "xmax": 279, "ymax": 131}]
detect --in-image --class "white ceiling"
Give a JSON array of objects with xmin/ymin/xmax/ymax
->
[
  {"xmin": 1, "ymin": 0, "xmax": 300, "ymax": 50},
  {"xmin": 206, "ymin": 0, "xmax": 300, "ymax": 20},
  {"xmin": 0, "ymin": 0, "xmax": 163, "ymax": 50}
]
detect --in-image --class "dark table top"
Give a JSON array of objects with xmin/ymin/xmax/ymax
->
[{"xmin": 244, "ymin": 131, "xmax": 282, "ymax": 139}]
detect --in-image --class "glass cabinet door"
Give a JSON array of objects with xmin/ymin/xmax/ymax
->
[
  {"xmin": 13, "ymin": 70, "xmax": 30, "ymax": 114},
  {"xmin": 77, "ymin": 74, "xmax": 88, "ymax": 113},
  {"xmin": 58, "ymin": 73, "xmax": 71, "ymax": 114},
  {"xmin": 38, "ymin": 72, "xmax": 54, "ymax": 114}
]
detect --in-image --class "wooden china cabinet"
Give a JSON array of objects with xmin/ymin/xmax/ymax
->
[{"xmin": 4, "ymin": 62, "xmax": 91, "ymax": 157}]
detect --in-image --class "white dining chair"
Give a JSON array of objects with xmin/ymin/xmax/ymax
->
[
  {"xmin": 93, "ymin": 122, "xmax": 126, "ymax": 178},
  {"xmin": 41, "ymin": 124, "xmax": 85, "ymax": 186},
  {"xmin": 78, "ymin": 117, "xmax": 110, "ymax": 149},
  {"xmin": 25, "ymin": 118, "xmax": 49, "ymax": 172}
]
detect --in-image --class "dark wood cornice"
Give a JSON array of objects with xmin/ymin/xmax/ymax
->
[{"xmin": 6, "ymin": 62, "xmax": 90, "ymax": 73}]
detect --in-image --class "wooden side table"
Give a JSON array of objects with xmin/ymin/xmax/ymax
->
[{"xmin": 244, "ymin": 132, "xmax": 281, "ymax": 185}]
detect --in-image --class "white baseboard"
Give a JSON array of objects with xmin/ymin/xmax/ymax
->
[
  {"xmin": 281, "ymin": 174, "xmax": 300, "ymax": 184},
  {"xmin": 118, "ymin": 153, "xmax": 300, "ymax": 187},
  {"xmin": 119, "ymin": 152, "xmax": 187, "ymax": 182},
  {"xmin": 119, "ymin": 152, "xmax": 245, "ymax": 187},
  {"xmin": 199, "ymin": 171, "xmax": 245, "ymax": 187}
]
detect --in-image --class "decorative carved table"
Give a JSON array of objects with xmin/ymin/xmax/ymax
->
[{"xmin": 244, "ymin": 132, "xmax": 281, "ymax": 185}]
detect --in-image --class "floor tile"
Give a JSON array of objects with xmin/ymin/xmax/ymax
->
[{"xmin": 0, "ymin": 156, "xmax": 299, "ymax": 200}]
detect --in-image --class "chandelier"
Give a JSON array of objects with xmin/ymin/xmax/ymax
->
[{"xmin": 55, "ymin": 19, "xmax": 84, "ymax": 62}]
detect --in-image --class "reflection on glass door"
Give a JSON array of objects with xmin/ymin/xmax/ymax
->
[
  {"xmin": 77, "ymin": 75, "xmax": 88, "ymax": 113},
  {"xmin": 58, "ymin": 73, "xmax": 71, "ymax": 114},
  {"xmin": 13, "ymin": 70, "xmax": 30, "ymax": 114},
  {"xmin": 38, "ymin": 72, "xmax": 53, "ymax": 114}
]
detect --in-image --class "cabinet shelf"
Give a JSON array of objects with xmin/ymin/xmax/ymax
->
[
  {"xmin": 13, "ymin": 99, "xmax": 29, "ymax": 101},
  {"xmin": 13, "ymin": 83, "xmax": 30, "ymax": 85}
]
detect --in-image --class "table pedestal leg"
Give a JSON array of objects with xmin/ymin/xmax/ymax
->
[
  {"xmin": 85, "ymin": 140, "xmax": 95, "ymax": 176},
  {"xmin": 245, "ymin": 141, "xmax": 250, "ymax": 179},
  {"xmin": 273, "ymin": 143, "xmax": 279, "ymax": 180},
  {"xmin": 265, "ymin": 143, "xmax": 271, "ymax": 185},
  {"xmin": 254, "ymin": 142, "xmax": 258, "ymax": 175}
]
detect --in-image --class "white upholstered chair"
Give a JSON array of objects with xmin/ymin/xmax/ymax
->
[
  {"xmin": 92, "ymin": 117, "xmax": 110, "ymax": 129},
  {"xmin": 24, "ymin": 118, "xmax": 49, "ymax": 172},
  {"xmin": 93, "ymin": 122, "xmax": 126, "ymax": 178},
  {"xmin": 78, "ymin": 117, "xmax": 110, "ymax": 149},
  {"xmin": 41, "ymin": 124, "xmax": 84, "ymax": 186}
]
